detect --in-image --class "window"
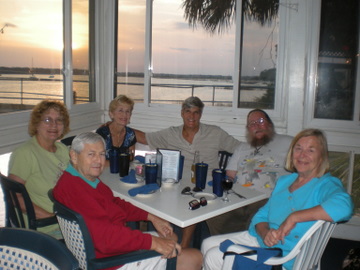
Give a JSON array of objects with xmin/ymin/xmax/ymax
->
[
  {"xmin": 307, "ymin": 0, "xmax": 360, "ymax": 130},
  {"xmin": 0, "ymin": 0, "xmax": 63, "ymax": 113},
  {"xmin": 238, "ymin": 1, "xmax": 279, "ymax": 109},
  {"xmin": 0, "ymin": 0, "xmax": 92, "ymax": 114},
  {"xmin": 116, "ymin": 0, "xmax": 146, "ymax": 103},
  {"xmin": 315, "ymin": 0, "xmax": 359, "ymax": 121},
  {"xmin": 117, "ymin": 0, "xmax": 280, "ymax": 109},
  {"xmin": 72, "ymin": 0, "xmax": 92, "ymax": 104},
  {"xmin": 150, "ymin": 0, "xmax": 236, "ymax": 106}
]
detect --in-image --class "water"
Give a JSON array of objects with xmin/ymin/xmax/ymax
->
[
  {"xmin": 0, "ymin": 74, "xmax": 269, "ymax": 107},
  {"xmin": 117, "ymin": 76, "xmax": 269, "ymax": 106},
  {"xmin": 0, "ymin": 74, "xmax": 90, "ymax": 105}
]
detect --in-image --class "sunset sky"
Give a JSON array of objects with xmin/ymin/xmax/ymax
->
[
  {"xmin": 0, "ymin": 0, "xmax": 88, "ymax": 70},
  {"xmin": 0, "ymin": 0, "xmax": 277, "ymax": 76}
]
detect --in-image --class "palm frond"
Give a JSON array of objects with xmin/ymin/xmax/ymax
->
[{"xmin": 182, "ymin": 0, "xmax": 278, "ymax": 34}]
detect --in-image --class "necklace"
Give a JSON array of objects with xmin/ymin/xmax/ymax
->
[
  {"xmin": 110, "ymin": 124, "xmax": 125, "ymax": 147},
  {"xmin": 254, "ymin": 145, "xmax": 263, "ymax": 155}
]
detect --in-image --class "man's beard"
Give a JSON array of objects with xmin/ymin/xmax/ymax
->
[{"xmin": 247, "ymin": 129, "xmax": 275, "ymax": 148}]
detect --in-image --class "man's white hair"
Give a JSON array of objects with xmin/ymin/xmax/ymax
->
[{"xmin": 71, "ymin": 132, "xmax": 105, "ymax": 154}]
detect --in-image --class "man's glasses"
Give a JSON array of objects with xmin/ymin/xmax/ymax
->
[
  {"xmin": 247, "ymin": 117, "xmax": 266, "ymax": 128},
  {"xmin": 41, "ymin": 117, "xmax": 64, "ymax": 126}
]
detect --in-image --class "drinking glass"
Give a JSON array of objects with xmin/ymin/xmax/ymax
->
[
  {"xmin": 221, "ymin": 177, "xmax": 233, "ymax": 202},
  {"xmin": 119, "ymin": 152, "xmax": 130, "ymax": 177}
]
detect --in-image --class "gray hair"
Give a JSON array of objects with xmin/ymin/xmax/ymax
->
[
  {"xmin": 71, "ymin": 132, "xmax": 105, "ymax": 154},
  {"xmin": 181, "ymin": 96, "xmax": 204, "ymax": 113}
]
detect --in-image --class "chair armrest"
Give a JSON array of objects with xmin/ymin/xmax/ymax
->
[
  {"xmin": 36, "ymin": 216, "xmax": 58, "ymax": 228},
  {"xmin": 89, "ymin": 250, "xmax": 161, "ymax": 269}
]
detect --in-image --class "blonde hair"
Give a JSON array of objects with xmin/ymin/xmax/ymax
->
[
  {"xmin": 285, "ymin": 129, "xmax": 330, "ymax": 177},
  {"xmin": 109, "ymin": 95, "xmax": 134, "ymax": 113},
  {"xmin": 28, "ymin": 100, "xmax": 70, "ymax": 139}
]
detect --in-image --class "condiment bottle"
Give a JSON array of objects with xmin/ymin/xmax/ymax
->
[{"xmin": 191, "ymin": 150, "xmax": 200, "ymax": 183}]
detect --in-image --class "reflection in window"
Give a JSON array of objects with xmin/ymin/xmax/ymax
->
[
  {"xmin": 116, "ymin": 0, "xmax": 146, "ymax": 103},
  {"xmin": 315, "ymin": 0, "xmax": 359, "ymax": 120},
  {"xmin": 0, "ymin": 0, "xmax": 63, "ymax": 113},
  {"xmin": 72, "ymin": 0, "xmax": 91, "ymax": 104}
]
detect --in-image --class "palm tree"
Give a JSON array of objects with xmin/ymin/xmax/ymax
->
[{"xmin": 182, "ymin": 0, "xmax": 279, "ymax": 34}]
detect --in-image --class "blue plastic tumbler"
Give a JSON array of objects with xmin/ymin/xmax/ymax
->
[
  {"xmin": 109, "ymin": 149, "xmax": 119, "ymax": 174},
  {"xmin": 145, "ymin": 163, "xmax": 158, "ymax": 184},
  {"xmin": 195, "ymin": 162, "xmax": 208, "ymax": 190},
  {"xmin": 212, "ymin": 169, "xmax": 224, "ymax": 197}
]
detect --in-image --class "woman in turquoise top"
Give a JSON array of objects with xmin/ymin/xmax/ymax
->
[
  {"xmin": 202, "ymin": 129, "xmax": 353, "ymax": 270},
  {"xmin": 8, "ymin": 100, "xmax": 70, "ymax": 238}
]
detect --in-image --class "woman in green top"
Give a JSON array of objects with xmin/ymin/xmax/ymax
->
[{"xmin": 8, "ymin": 100, "xmax": 70, "ymax": 238}]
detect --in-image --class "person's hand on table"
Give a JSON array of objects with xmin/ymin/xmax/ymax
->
[
  {"xmin": 151, "ymin": 236, "xmax": 181, "ymax": 259},
  {"xmin": 148, "ymin": 213, "xmax": 174, "ymax": 238}
]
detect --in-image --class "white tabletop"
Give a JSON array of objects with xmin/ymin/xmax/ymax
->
[{"xmin": 100, "ymin": 169, "xmax": 267, "ymax": 228}]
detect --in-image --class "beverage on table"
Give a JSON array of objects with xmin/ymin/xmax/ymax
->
[
  {"xmin": 195, "ymin": 162, "xmax": 208, "ymax": 190},
  {"xmin": 221, "ymin": 177, "xmax": 233, "ymax": 202},
  {"xmin": 191, "ymin": 150, "xmax": 200, "ymax": 184}
]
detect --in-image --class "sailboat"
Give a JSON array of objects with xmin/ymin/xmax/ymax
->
[
  {"xmin": 29, "ymin": 58, "xmax": 38, "ymax": 80},
  {"xmin": 49, "ymin": 69, "xmax": 55, "ymax": 78}
]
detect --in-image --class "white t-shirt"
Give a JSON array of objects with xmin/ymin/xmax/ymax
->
[{"xmin": 226, "ymin": 134, "xmax": 293, "ymax": 197}]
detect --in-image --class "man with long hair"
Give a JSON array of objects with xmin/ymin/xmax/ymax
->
[{"xmin": 206, "ymin": 109, "xmax": 293, "ymax": 235}]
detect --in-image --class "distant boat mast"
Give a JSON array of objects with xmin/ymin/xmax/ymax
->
[{"xmin": 29, "ymin": 58, "xmax": 37, "ymax": 80}]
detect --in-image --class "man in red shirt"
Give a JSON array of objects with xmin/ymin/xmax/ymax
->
[{"xmin": 53, "ymin": 132, "xmax": 202, "ymax": 270}]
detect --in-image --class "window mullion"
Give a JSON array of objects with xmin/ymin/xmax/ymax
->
[
  {"xmin": 63, "ymin": 0, "xmax": 74, "ymax": 109},
  {"xmin": 143, "ymin": 0, "xmax": 152, "ymax": 106},
  {"xmin": 233, "ymin": 0, "xmax": 242, "ymax": 110}
]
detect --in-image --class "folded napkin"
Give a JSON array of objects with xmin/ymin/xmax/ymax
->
[
  {"xmin": 128, "ymin": 183, "xmax": 160, "ymax": 197},
  {"xmin": 121, "ymin": 169, "xmax": 137, "ymax": 184},
  {"xmin": 134, "ymin": 155, "xmax": 145, "ymax": 163}
]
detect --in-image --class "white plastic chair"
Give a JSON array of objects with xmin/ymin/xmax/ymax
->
[
  {"xmin": 0, "ymin": 184, "xmax": 5, "ymax": 227},
  {"xmin": 222, "ymin": 220, "xmax": 336, "ymax": 270}
]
